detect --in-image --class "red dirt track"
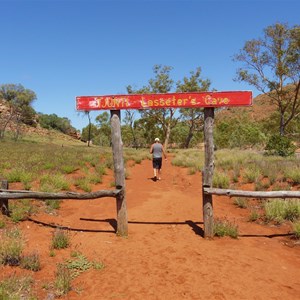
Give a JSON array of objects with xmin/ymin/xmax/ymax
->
[{"xmin": 3, "ymin": 158, "xmax": 300, "ymax": 299}]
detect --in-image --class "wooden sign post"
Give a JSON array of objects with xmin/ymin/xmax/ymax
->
[
  {"xmin": 76, "ymin": 91, "xmax": 252, "ymax": 238},
  {"xmin": 110, "ymin": 110, "xmax": 128, "ymax": 236}
]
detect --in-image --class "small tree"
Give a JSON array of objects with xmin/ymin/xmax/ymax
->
[
  {"xmin": 0, "ymin": 84, "xmax": 36, "ymax": 139},
  {"xmin": 176, "ymin": 67, "xmax": 211, "ymax": 148},
  {"xmin": 234, "ymin": 22, "xmax": 300, "ymax": 136},
  {"xmin": 127, "ymin": 65, "xmax": 179, "ymax": 150}
]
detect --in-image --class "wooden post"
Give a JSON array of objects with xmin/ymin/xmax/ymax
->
[
  {"xmin": 110, "ymin": 110, "xmax": 128, "ymax": 236},
  {"xmin": 1, "ymin": 180, "xmax": 9, "ymax": 216},
  {"xmin": 202, "ymin": 108, "xmax": 215, "ymax": 238}
]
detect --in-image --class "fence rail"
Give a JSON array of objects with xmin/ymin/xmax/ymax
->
[
  {"xmin": 0, "ymin": 188, "xmax": 122, "ymax": 200},
  {"xmin": 0, "ymin": 179, "xmax": 123, "ymax": 235},
  {"xmin": 203, "ymin": 187, "xmax": 300, "ymax": 199}
]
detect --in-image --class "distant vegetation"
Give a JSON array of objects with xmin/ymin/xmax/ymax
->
[{"xmin": 0, "ymin": 22, "xmax": 299, "ymax": 156}]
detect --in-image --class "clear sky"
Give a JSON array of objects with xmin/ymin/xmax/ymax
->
[{"xmin": 0, "ymin": 0, "xmax": 299, "ymax": 131}]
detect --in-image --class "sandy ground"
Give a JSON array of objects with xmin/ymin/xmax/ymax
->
[{"xmin": 2, "ymin": 157, "xmax": 300, "ymax": 300}]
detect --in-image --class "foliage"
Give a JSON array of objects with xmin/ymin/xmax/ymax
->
[
  {"xmin": 264, "ymin": 199, "xmax": 300, "ymax": 223},
  {"xmin": 20, "ymin": 252, "xmax": 41, "ymax": 272},
  {"xmin": 66, "ymin": 253, "xmax": 93, "ymax": 278},
  {"xmin": 10, "ymin": 200, "xmax": 35, "ymax": 223},
  {"xmin": 233, "ymin": 197, "xmax": 248, "ymax": 208},
  {"xmin": 54, "ymin": 263, "xmax": 72, "ymax": 296},
  {"xmin": 213, "ymin": 172, "xmax": 230, "ymax": 188},
  {"xmin": 213, "ymin": 218, "xmax": 238, "ymax": 238},
  {"xmin": 171, "ymin": 149, "xmax": 204, "ymax": 171},
  {"xmin": 293, "ymin": 221, "xmax": 300, "ymax": 238},
  {"xmin": 39, "ymin": 113, "xmax": 77, "ymax": 135},
  {"xmin": 0, "ymin": 83, "xmax": 37, "ymax": 140},
  {"xmin": 51, "ymin": 229, "xmax": 70, "ymax": 249},
  {"xmin": 265, "ymin": 134, "xmax": 296, "ymax": 157},
  {"xmin": 234, "ymin": 22, "xmax": 300, "ymax": 136},
  {"xmin": 0, "ymin": 228, "xmax": 24, "ymax": 266},
  {"xmin": 214, "ymin": 118, "xmax": 266, "ymax": 149},
  {"xmin": 127, "ymin": 65, "xmax": 178, "ymax": 149},
  {"xmin": 176, "ymin": 67, "xmax": 211, "ymax": 148},
  {"xmin": 0, "ymin": 275, "xmax": 36, "ymax": 300}
]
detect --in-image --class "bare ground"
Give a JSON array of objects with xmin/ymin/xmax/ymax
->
[{"xmin": 1, "ymin": 157, "xmax": 300, "ymax": 300}]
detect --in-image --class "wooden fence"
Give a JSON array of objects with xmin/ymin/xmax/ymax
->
[
  {"xmin": 0, "ymin": 179, "xmax": 123, "ymax": 232},
  {"xmin": 203, "ymin": 187, "xmax": 300, "ymax": 199},
  {"xmin": 0, "ymin": 110, "xmax": 128, "ymax": 237}
]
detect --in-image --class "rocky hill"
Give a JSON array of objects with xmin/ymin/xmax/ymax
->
[{"xmin": 0, "ymin": 99, "xmax": 81, "ymax": 140}]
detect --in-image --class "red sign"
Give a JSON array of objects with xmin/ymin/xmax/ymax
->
[{"xmin": 76, "ymin": 91, "xmax": 252, "ymax": 111}]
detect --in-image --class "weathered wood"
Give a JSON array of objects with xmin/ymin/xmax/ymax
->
[
  {"xmin": 0, "ymin": 189, "xmax": 121, "ymax": 200},
  {"xmin": 204, "ymin": 188, "xmax": 300, "ymax": 199},
  {"xmin": 0, "ymin": 180, "xmax": 9, "ymax": 215},
  {"xmin": 202, "ymin": 108, "xmax": 215, "ymax": 238},
  {"xmin": 110, "ymin": 110, "xmax": 128, "ymax": 236}
]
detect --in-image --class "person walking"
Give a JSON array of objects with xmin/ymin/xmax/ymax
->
[{"xmin": 150, "ymin": 137, "xmax": 167, "ymax": 181}]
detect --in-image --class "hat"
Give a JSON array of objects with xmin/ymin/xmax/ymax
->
[{"xmin": 155, "ymin": 138, "xmax": 160, "ymax": 142}]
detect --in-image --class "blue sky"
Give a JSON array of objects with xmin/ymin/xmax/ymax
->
[{"xmin": 0, "ymin": 0, "xmax": 299, "ymax": 131}]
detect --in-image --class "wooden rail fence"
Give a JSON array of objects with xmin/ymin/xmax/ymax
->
[
  {"xmin": 203, "ymin": 187, "xmax": 300, "ymax": 199},
  {"xmin": 0, "ymin": 179, "xmax": 124, "ymax": 234}
]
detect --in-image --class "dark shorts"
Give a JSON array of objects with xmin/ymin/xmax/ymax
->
[{"xmin": 152, "ymin": 157, "xmax": 162, "ymax": 169}]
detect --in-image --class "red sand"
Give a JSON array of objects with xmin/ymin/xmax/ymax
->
[{"xmin": 2, "ymin": 158, "xmax": 300, "ymax": 299}]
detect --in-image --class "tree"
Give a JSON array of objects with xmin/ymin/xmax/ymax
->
[
  {"xmin": 176, "ymin": 67, "xmax": 211, "ymax": 148},
  {"xmin": 95, "ymin": 112, "xmax": 111, "ymax": 146},
  {"xmin": 39, "ymin": 113, "xmax": 75, "ymax": 135},
  {"xmin": 81, "ymin": 123, "xmax": 99, "ymax": 144},
  {"xmin": 234, "ymin": 22, "xmax": 300, "ymax": 136},
  {"xmin": 124, "ymin": 110, "xmax": 138, "ymax": 148},
  {"xmin": 127, "ymin": 65, "xmax": 179, "ymax": 150},
  {"xmin": 0, "ymin": 84, "xmax": 36, "ymax": 139}
]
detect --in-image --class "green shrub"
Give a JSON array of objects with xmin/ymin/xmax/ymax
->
[
  {"xmin": 73, "ymin": 177, "xmax": 92, "ymax": 192},
  {"xmin": 45, "ymin": 199, "xmax": 61, "ymax": 211},
  {"xmin": 40, "ymin": 174, "xmax": 70, "ymax": 192},
  {"xmin": 248, "ymin": 210, "xmax": 260, "ymax": 222},
  {"xmin": 0, "ymin": 218, "xmax": 6, "ymax": 228},
  {"xmin": 0, "ymin": 275, "xmax": 36, "ymax": 300},
  {"xmin": 242, "ymin": 167, "xmax": 261, "ymax": 184},
  {"xmin": 292, "ymin": 221, "xmax": 300, "ymax": 239},
  {"xmin": 10, "ymin": 199, "xmax": 35, "ymax": 223},
  {"xmin": 213, "ymin": 218, "xmax": 238, "ymax": 238},
  {"xmin": 213, "ymin": 172, "xmax": 230, "ymax": 189},
  {"xmin": 66, "ymin": 253, "xmax": 92, "ymax": 279},
  {"xmin": 283, "ymin": 168, "xmax": 300, "ymax": 185},
  {"xmin": 51, "ymin": 229, "xmax": 70, "ymax": 250},
  {"xmin": 264, "ymin": 199, "xmax": 300, "ymax": 223},
  {"xmin": 233, "ymin": 197, "xmax": 248, "ymax": 208},
  {"xmin": 54, "ymin": 263, "xmax": 72, "ymax": 296},
  {"xmin": 265, "ymin": 134, "xmax": 296, "ymax": 157},
  {"xmin": 0, "ymin": 228, "xmax": 24, "ymax": 266},
  {"xmin": 21, "ymin": 252, "xmax": 41, "ymax": 271}
]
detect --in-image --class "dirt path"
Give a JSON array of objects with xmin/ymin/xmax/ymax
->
[{"xmin": 7, "ymin": 158, "xmax": 300, "ymax": 299}]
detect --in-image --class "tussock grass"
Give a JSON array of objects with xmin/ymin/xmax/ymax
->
[
  {"xmin": 51, "ymin": 228, "xmax": 70, "ymax": 250},
  {"xmin": 54, "ymin": 263, "xmax": 72, "ymax": 296},
  {"xmin": 0, "ymin": 217, "xmax": 6, "ymax": 228},
  {"xmin": 213, "ymin": 172, "xmax": 230, "ymax": 188},
  {"xmin": 292, "ymin": 221, "xmax": 300, "ymax": 238},
  {"xmin": 233, "ymin": 197, "xmax": 248, "ymax": 208},
  {"xmin": 40, "ymin": 174, "xmax": 70, "ymax": 192},
  {"xmin": 10, "ymin": 199, "xmax": 35, "ymax": 223},
  {"xmin": 213, "ymin": 218, "xmax": 238, "ymax": 238},
  {"xmin": 124, "ymin": 148, "xmax": 150, "ymax": 165},
  {"xmin": 0, "ymin": 274, "xmax": 36, "ymax": 300},
  {"xmin": 21, "ymin": 251, "xmax": 41, "ymax": 272},
  {"xmin": 248, "ymin": 210, "xmax": 260, "ymax": 222},
  {"xmin": 172, "ymin": 149, "xmax": 204, "ymax": 172},
  {"xmin": 73, "ymin": 177, "xmax": 92, "ymax": 192},
  {"xmin": 264, "ymin": 199, "xmax": 300, "ymax": 224},
  {"xmin": 0, "ymin": 228, "xmax": 24, "ymax": 266}
]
